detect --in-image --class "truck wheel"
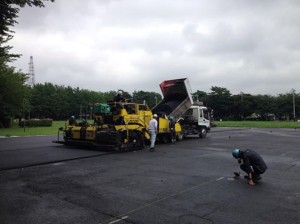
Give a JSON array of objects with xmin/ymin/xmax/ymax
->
[
  {"xmin": 199, "ymin": 127, "xmax": 207, "ymax": 138},
  {"xmin": 132, "ymin": 131, "xmax": 144, "ymax": 150},
  {"xmin": 161, "ymin": 134, "xmax": 170, "ymax": 144}
]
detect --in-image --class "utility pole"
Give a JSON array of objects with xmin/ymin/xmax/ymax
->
[
  {"xmin": 240, "ymin": 91, "xmax": 244, "ymax": 120},
  {"xmin": 292, "ymin": 89, "xmax": 296, "ymax": 121},
  {"xmin": 22, "ymin": 74, "xmax": 25, "ymax": 132}
]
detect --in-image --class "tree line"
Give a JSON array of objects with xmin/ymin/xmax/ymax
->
[
  {"xmin": 1, "ymin": 81, "xmax": 299, "ymax": 128},
  {"xmin": 195, "ymin": 87, "xmax": 299, "ymax": 122},
  {"xmin": 25, "ymin": 83, "xmax": 162, "ymax": 121}
]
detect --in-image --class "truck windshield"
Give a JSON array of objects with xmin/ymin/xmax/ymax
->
[{"xmin": 203, "ymin": 109, "xmax": 209, "ymax": 120}]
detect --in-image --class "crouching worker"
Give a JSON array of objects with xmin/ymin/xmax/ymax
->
[{"xmin": 232, "ymin": 148, "xmax": 267, "ymax": 186}]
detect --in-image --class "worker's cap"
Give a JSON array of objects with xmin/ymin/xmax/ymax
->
[
  {"xmin": 153, "ymin": 114, "xmax": 158, "ymax": 118},
  {"xmin": 232, "ymin": 149, "xmax": 241, "ymax": 158},
  {"xmin": 117, "ymin": 90, "xmax": 123, "ymax": 95},
  {"xmin": 169, "ymin": 116, "xmax": 174, "ymax": 120},
  {"xmin": 71, "ymin": 116, "xmax": 75, "ymax": 118}
]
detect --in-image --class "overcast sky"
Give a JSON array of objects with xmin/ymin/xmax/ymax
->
[{"xmin": 10, "ymin": 0, "xmax": 300, "ymax": 95}]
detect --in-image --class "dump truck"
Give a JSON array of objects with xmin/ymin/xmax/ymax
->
[{"xmin": 153, "ymin": 78, "xmax": 211, "ymax": 138}]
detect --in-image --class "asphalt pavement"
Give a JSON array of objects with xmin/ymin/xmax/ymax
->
[{"xmin": 0, "ymin": 127, "xmax": 299, "ymax": 224}]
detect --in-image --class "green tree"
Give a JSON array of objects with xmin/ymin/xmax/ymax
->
[
  {"xmin": 229, "ymin": 93, "xmax": 256, "ymax": 120},
  {"xmin": 253, "ymin": 94, "xmax": 276, "ymax": 120},
  {"xmin": 30, "ymin": 83, "xmax": 55, "ymax": 118},
  {"xmin": 0, "ymin": 59, "xmax": 27, "ymax": 127},
  {"xmin": 275, "ymin": 91, "xmax": 300, "ymax": 121},
  {"xmin": 229, "ymin": 94, "xmax": 243, "ymax": 120},
  {"xmin": 207, "ymin": 86, "xmax": 231, "ymax": 120},
  {"xmin": 132, "ymin": 90, "xmax": 162, "ymax": 109},
  {"xmin": 194, "ymin": 90, "xmax": 208, "ymax": 105},
  {"xmin": 240, "ymin": 93, "xmax": 256, "ymax": 120},
  {"xmin": 30, "ymin": 84, "xmax": 104, "ymax": 120}
]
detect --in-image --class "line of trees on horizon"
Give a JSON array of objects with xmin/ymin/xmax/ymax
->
[{"xmin": 1, "ymin": 81, "xmax": 299, "ymax": 128}]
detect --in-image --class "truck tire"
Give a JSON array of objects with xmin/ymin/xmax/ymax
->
[
  {"xmin": 161, "ymin": 134, "xmax": 170, "ymax": 144},
  {"xmin": 199, "ymin": 127, "xmax": 207, "ymax": 138}
]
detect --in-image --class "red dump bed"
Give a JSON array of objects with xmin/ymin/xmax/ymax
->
[{"xmin": 152, "ymin": 78, "xmax": 194, "ymax": 119}]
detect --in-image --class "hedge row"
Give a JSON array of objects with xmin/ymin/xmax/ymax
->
[{"xmin": 19, "ymin": 119, "xmax": 53, "ymax": 127}]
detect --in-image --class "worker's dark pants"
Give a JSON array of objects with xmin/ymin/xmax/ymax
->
[
  {"xmin": 240, "ymin": 164, "xmax": 264, "ymax": 178},
  {"xmin": 170, "ymin": 128, "xmax": 176, "ymax": 142}
]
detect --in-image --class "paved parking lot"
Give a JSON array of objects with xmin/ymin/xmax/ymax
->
[{"xmin": 0, "ymin": 127, "xmax": 299, "ymax": 224}]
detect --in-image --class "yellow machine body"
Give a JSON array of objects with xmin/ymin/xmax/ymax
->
[{"xmin": 55, "ymin": 102, "xmax": 183, "ymax": 150}]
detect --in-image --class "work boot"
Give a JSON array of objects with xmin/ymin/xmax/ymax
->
[
  {"xmin": 150, "ymin": 148, "xmax": 155, "ymax": 152},
  {"xmin": 253, "ymin": 175, "xmax": 262, "ymax": 181}
]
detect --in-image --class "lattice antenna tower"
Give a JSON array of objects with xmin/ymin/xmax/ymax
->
[{"xmin": 28, "ymin": 56, "xmax": 35, "ymax": 86}]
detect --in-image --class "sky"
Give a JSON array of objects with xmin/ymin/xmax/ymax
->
[{"xmin": 10, "ymin": 0, "xmax": 300, "ymax": 96}]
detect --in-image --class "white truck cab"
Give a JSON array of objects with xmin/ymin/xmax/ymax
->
[{"xmin": 180, "ymin": 104, "xmax": 211, "ymax": 138}]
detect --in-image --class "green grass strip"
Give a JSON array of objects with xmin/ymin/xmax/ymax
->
[
  {"xmin": 0, "ymin": 121, "xmax": 67, "ymax": 137},
  {"xmin": 1, "ymin": 120, "xmax": 299, "ymax": 137},
  {"xmin": 215, "ymin": 121, "xmax": 300, "ymax": 128}
]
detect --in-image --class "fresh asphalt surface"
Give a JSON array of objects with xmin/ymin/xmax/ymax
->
[{"xmin": 0, "ymin": 127, "xmax": 299, "ymax": 224}]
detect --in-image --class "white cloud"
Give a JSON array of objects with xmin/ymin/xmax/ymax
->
[{"xmin": 9, "ymin": 0, "xmax": 300, "ymax": 95}]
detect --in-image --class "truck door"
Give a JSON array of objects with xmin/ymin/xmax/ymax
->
[{"xmin": 198, "ymin": 108, "xmax": 211, "ymax": 129}]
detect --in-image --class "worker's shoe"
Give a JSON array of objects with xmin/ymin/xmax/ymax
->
[
  {"xmin": 150, "ymin": 148, "xmax": 155, "ymax": 152},
  {"xmin": 253, "ymin": 175, "xmax": 262, "ymax": 181}
]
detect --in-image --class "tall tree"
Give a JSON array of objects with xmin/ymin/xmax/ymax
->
[
  {"xmin": 132, "ymin": 90, "xmax": 162, "ymax": 109},
  {"xmin": 254, "ymin": 94, "xmax": 276, "ymax": 120},
  {"xmin": 207, "ymin": 86, "xmax": 231, "ymax": 120},
  {"xmin": 0, "ymin": 59, "xmax": 27, "ymax": 127},
  {"xmin": 275, "ymin": 92, "xmax": 300, "ymax": 121},
  {"xmin": 194, "ymin": 90, "xmax": 208, "ymax": 105},
  {"xmin": 240, "ymin": 93, "xmax": 256, "ymax": 120}
]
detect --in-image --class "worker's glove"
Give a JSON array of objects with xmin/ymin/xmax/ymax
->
[{"xmin": 238, "ymin": 158, "xmax": 242, "ymax": 164}]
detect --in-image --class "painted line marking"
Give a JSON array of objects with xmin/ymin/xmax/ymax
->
[
  {"xmin": 101, "ymin": 177, "xmax": 224, "ymax": 224},
  {"xmin": 108, "ymin": 216, "xmax": 128, "ymax": 224}
]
